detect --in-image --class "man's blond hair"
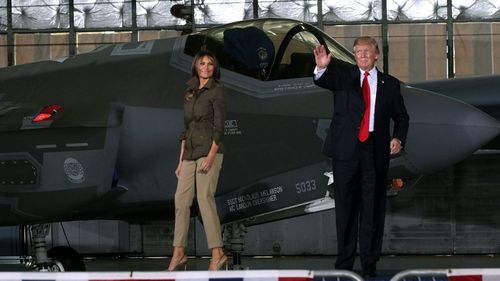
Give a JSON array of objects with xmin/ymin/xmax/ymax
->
[{"xmin": 353, "ymin": 36, "xmax": 379, "ymax": 54}]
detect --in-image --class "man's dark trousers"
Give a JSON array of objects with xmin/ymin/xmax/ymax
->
[{"xmin": 332, "ymin": 135, "xmax": 387, "ymax": 270}]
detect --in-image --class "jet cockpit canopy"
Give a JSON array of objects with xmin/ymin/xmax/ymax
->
[{"xmin": 184, "ymin": 18, "xmax": 355, "ymax": 81}]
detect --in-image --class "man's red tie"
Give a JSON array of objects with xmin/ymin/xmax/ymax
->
[{"xmin": 358, "ymin": 71, "xmax": 370, "ymax": 142}]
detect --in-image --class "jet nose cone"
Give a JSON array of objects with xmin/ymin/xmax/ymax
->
[{"xmin": 393, "ymin": 86, "xmax": 500, "ymax": 176}]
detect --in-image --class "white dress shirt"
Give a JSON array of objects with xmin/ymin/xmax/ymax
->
[{"xmin": 314, "ymin": 66, "xmax": 378, "ymax": 132}]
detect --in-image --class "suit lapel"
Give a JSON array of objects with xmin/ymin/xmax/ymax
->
[
  {"xmin": 375, "ymin": 69, "xmax": 385, "ymax": 120},
  {"xmin": 350, "ymin": 67, "xmax": 364, "ymax": 110}
]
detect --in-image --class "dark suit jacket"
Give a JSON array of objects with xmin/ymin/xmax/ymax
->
[{"xmin": 314, "ymin": 61, "xmax": 409, "ymax": 174}]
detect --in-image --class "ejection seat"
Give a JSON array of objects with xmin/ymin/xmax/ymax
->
[
  {"xmin": 222, "ymin": 27, "xmax": 275, "ymax": 80},
  {"xmin": 278, "ymin": 52, "xmax": 316, "ymax": 79}
]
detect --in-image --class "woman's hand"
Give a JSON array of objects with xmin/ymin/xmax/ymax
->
[
  {"xmin": 175, "ymin": 162, "xmax": 182, "ymax": 178},
  {"xmin": 199, "ymin": 153, "xmax": 216, "ymax": 173},
  {"xmin": 199, "ymin": 141, "xmax": 219, "ymax": 174}
]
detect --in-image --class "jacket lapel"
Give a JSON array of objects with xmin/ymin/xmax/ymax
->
[
  {"xmin": 375, "ymin": 69, "xmax": 385, "ymax": 120},
  {"xmin": 350, "ymin": 67, "xmax": 364, "ymax": 110}
]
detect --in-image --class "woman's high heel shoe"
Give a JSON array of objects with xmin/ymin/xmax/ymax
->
[
  {"xmin": 167, "ymin": 255, "xmax": 188, "ymax": 271},
  {"xmin": 208, "ymin": 255, "xmax": 228, "ymax": 271}
]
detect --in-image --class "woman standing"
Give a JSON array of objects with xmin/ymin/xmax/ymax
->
[{"xmin": 167, "ymin": 50, "xmax": 227, "ymax": 271}]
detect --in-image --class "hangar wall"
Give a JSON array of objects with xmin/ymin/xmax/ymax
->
[
  {"xmin": 2, "ymin": 22, "xmax": 500, "ymax": 83},
  {"xmin": 323, "ymin": 22, "xmax": 500, "ymax": 82}
]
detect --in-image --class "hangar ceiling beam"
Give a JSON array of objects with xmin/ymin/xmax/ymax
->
[
  {"xmin": 6, "ymin": 0, "xmax": 13, "ymax": 66},
  {"xmin": 382, "ymin": 0, "xmax": 389, "ymax": 74},
  {"xmin": 69, "ymin": 0, "xmax": 75, "ymax": 56},
  {"xmin": 447, "ymin": 0, "xmax": 454, "ymax": 78}
]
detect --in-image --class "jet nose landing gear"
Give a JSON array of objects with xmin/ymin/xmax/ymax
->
[{"xmin": 27, "ymin": 224, "xmax": 85, "ymax": 271}]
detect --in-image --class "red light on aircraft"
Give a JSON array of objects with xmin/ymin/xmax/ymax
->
[{"xmin": 32, "ymin": 104, "xmax": 62, "ymax": 122}]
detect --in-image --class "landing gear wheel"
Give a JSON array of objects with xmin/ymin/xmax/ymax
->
[
  {"xmin": 47, "ymin": 246, "xmax": 86, "ymax": 271},
  {"xmin": 28, "ymin": 260, "xmax": 64, "ymax": 272}
]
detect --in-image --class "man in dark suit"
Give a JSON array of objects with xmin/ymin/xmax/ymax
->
[{"xmin": 313, "ymin": 37, "xmax": 409, "ymax": 277}]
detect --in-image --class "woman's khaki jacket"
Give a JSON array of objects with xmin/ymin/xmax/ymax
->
[{"xmin": 180, "ymin": 77, "xmax": 226, "ymax": 160}]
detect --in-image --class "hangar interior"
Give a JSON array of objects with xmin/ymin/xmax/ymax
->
[{"xmin": 0, "ymin": 0, "xmax": 499, "ymax": 260}]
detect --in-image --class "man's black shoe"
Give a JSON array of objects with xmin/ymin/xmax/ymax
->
[{"xmin": 362, "ymin": 263, "xmax": 377, "ymax": 278}]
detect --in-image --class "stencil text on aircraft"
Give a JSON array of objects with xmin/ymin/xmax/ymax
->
[{"xmin": 226, "ymin": 186, "xmax": 283, "ymax": 212}]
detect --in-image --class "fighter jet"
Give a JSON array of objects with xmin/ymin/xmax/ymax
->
[{"xmin": 0, "ymin": 18, "xmax": 499, "ymax": 270}]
